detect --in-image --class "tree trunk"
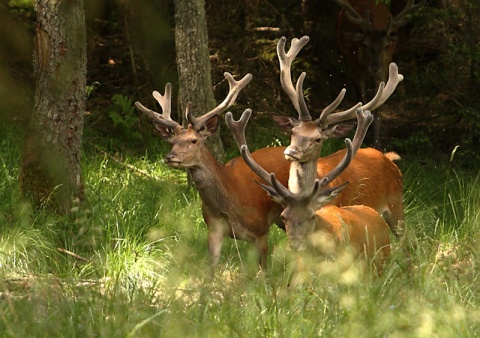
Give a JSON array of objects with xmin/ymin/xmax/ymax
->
[
  {"xmin": 20, "ymin": 0, "xmax": 86, "ymax": 213},
  {"xmin": 173, "ymin": 0, "xmax": 224, "ymax": 162}
]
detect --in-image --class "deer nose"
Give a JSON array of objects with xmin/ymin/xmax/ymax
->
[
  {"xmin": 165, "ymin": 153, "xmax": 177, "ymax": 163},
  {"xmin": 284, "ymin": 146, "xmax": 301, "ymax": 161}
]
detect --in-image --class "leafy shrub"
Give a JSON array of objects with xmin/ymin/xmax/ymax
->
[{"xmin": 108, "ymin": 94, "xmax": 143, "ymax": 143}]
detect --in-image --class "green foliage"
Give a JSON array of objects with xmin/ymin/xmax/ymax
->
[
  {"xmin": 8, "ymin": 0, "xmax": 33, "ymax": 7},
  {"xmin": 2, "ymin": 122, "xmax": 480, "ymax": 336},
  {"xmin": 390, "ymin": 129, "xmax": 434, "ymax": 156},
  {"xmin": 108, "ymin": 94, "xmax": 143, "ymax": 143},
  {"xmin": 86, "ymin": 81, "xmax": 100, "ymax": 98},
  {"xmin": 398, "ymin": 1, "xmax": 480, "ymax": 164}
]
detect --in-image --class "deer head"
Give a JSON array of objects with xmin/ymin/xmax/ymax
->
[
  {"xmin": 335, "ymin": 0, "xmax": 425, "ymax": 80},
  {"xmin": 135, "ymin": 72, "xmax": 252, "ymax": 168},
  {"xmin": 273, "ymin": 36, "xmax": 403, "ymax": 162}
]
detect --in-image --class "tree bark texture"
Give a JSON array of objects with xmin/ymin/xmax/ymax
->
[
  {"xmin": 21, "ymin": 0, "xmax": 86, "ymax": 213},
  {"xmin": 174, "ymin": 0, "xmax": 224, "ymax": 161}
]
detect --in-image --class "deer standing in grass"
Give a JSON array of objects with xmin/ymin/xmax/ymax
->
[
  {"xmin": 335, "ymin": 0, "xmax": 425, "ymax": 148},
  {"xmin": 272, "ymin": 36, "xmax": 404, "ymax": 237},
  {"xmin": 136, "ymin": 72, "xmax": 294, "ymax": 276},
  {"xmin": 228, "ymin": 108, "xmax": 390, "ymax": 273}
]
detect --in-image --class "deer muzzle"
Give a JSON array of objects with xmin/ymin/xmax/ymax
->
[
  {"xmin": 284, "ymin": 146, "xmax": 302, "ymax": 161},
  {"xmin": 165, "ymin": 153, "xmax": 182, "ymax": 167}
]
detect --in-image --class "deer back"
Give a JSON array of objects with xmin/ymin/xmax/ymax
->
[
  {"xmin": 315, "ymin": 204, "xmax": 391, "ymax": 270},
  {"xmin": 318, "ymin": 147, "xmax": 403, "ymax": 208}
]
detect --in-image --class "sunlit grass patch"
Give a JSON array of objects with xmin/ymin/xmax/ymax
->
[
  {"xmin": 92, "ymin": 235, "xmax": 172, "ymax": 297},
  {"xmin": 0, "ymin": 203, "xmax": 60, "ymax": 276}
]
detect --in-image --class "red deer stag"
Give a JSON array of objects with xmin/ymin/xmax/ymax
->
[
  {"xmin": 135, "ymin": 72, "xmax": 294, "ymax": 276},
  {"xmin": 335, "ymin": 0, "xmax": 425, "ymax": 148},
  {"xmin": 273, "ymin": 36, "xmax": 404, "ymax": 236},
  {"xmin": 230, "ymin": 108, "xmax": 390, "ymax": 274}
]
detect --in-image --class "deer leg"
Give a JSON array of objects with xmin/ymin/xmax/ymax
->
[
  {"xmin": 207, "ymin": 224, "xmax": 225, "ymax": 277},
  {"xmin": 256, "ymin": 234, "xmax": 269, "ymax": 271},
  {"xmin": 382, "ymin": 201, "xmax": 405, "ymax": 238}
]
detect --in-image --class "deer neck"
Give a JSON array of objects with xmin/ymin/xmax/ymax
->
[
  {"xmin": 187, "ymin": 150, "xmax": 232, "ymax": 212},
  {"xmin": 288, "ymin": 159, "xmax": 318, "ymax": 195}
]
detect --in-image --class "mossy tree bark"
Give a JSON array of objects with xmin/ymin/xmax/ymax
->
[
  {"xmin": 173, "ymin": 0, "xmax": 224, "ymax": 162},
  {"xmin": 20, "ymin": 0, "xmax": 86, "ymax": 214}
]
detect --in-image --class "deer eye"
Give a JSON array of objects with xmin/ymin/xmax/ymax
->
[
  {"xmin": 315, "ymin": 138, "xmax": 322, "ymax": 143},
  {"xmin": 191, "ymin": 139, "xmax": 198, "ymax": 144}
]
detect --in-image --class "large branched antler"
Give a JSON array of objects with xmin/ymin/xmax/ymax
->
[
  {"xmin": 277, "ymin": 36, "xmax": 311, "ymax": 121},
  {"xmin": 239, "ymin": 136, "xmax": 355, "ymax": 203},
  {"xmin": 321, "ymin": 63, "xmax": 403, "ymax": 127},
  {"xmin": 187, "ymin": 72, "xmax": 252, "ymax": 131},
  {"xmin": 276, "ymin": 36, "xmax": 398, "ymax": 131},
  {"xmin": 135, "ymin": 72, "xmax": 252, "ymax": 131},
  {"xmin": 135, "ymin": 83, "xmax": 181, "ymax": 130}
]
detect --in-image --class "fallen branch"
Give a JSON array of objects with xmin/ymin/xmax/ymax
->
[{"xmin": 57, "ymin": 248, "xmax": 89, "ymax": 262}]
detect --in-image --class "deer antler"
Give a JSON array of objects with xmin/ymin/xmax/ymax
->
[
  {"xmin": 392, "ymin": 0, "xmax": 426, "ymax": 28},
  {"xmin": 240, "ymin": 136, "xmax": 355, "ymax": 202},
  {"xmin": 225, "ymin": 109, "xmax": 276, "ymax": 187},
  {"xmin": 135, "ymin": 83, "xmax": 181, "ymax": 130},
  {"xmin": 322, "ymin": 63, "xmax": 403, "ymax": 127},
  {"xmin": 350, "ymin": 108, "xmax": 374, "ymax": 155},
  {"xmin": 335, "ymin": 0, "xmax": 372, "ymax": 31},
  {"xmin": 316, "ymin": 107, "xmax": 373, "ymax": 189},
  {"xmin": 187, "ymin": 72, "xmax": 252, "ymax": 131},
  {"xmin": 277, "ymin": 36, "xmax": 312, "ymax": 121},
  {"xmin": 318, "ymin": 88, "xmax": 348, "ymax": 125},
  {"xmin": 225, "ymin": 109, "xmax": 251, "ymax": 150}
]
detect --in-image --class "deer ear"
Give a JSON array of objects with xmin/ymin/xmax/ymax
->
[
  {"xmin": 322, "ymin": 122, "xmax": 356, "ymax": 139},
  {"xmin": 312, "ymin": 181, "xmax": 349, "ymax": 210},
  {"xmin": 255, "ymin": 181, "xmax": 286, "ymax": 207},
  {"xmin": 154, "ymin": 123, "xmax": 176, "ymax": 141},
  {"xmin": 199, "ymin": 115, "xmax": 220, "ymax": 136},
  {"xmin": 272, "ymin": 114, "xmax": 299, "ymax": 133}
]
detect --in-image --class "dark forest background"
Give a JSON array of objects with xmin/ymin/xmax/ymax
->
[{"xmin": 2, "ymin": 0, "xmax": 480, "ymax": 166}]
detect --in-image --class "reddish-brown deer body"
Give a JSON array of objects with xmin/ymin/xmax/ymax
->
[
  {"xmin": 314, "ymin": 147, "xmax": 403, "ymax": 230},
  {"xmin": 188, "ymin": 144, "xmax": 290, "ymax": 271},
  {"xmin": 309, "ymin": 204, "xmax": 391, "ymax": 271}
]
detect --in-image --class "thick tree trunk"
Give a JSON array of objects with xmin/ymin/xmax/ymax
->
[
  {"xmin": 174, "ymin": 0, "xmax": 224, "ymax": 161},
  {"xmin": 20, "ymin": 0, "xmax": 86, "ymax": 213}
]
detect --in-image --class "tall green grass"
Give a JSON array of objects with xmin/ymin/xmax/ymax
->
[{"xmin": 0, "ymin": 123, "xmax": 479, "ymax": 336}]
